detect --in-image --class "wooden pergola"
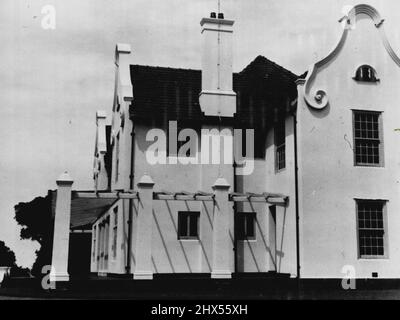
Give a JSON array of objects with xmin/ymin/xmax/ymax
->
[
  {"xmin": 71, "ymin": 190, "xmax": 288, "ymax": 205},
  {"xmin": 50, "ymin": 173, "xmax": 288, "ymax": 283}
]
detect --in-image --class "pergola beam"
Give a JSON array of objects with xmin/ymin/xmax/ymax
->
[
  {"xmin": 229, "ymin": 192, "xmax": 288, "ymax": 205},
  {"xmin": 72, "ymin": 190, "xmax": 288, "ymax": 204},
  {"xmin": 72, "ymin": 190, "xmax": 138, "ymax": 200},
  {"xmin": 153, "ymin": 191, "xmax": 215, "ymax": 201}
]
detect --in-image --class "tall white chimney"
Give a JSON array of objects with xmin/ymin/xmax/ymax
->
[{"xmin": 199, "ymin": 13, "xmax": 236, "ymax": 117}]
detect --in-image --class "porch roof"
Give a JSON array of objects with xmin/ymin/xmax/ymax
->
[{"xmin": 50, "ymin": 190, "xmax": 116, "ymax": 231}]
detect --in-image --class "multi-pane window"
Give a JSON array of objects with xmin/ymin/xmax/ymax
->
[
  {"xmin": 237, "ymin": 212, "xmax": 256, "ymax": 240},
  {"xmin": 97, "ymin": 224, "xmax": 102, "ymax": 264},
  {"xmin": 353, "ymin": 111, "xmax": 382, "ymax": 166},
  {"xmin": 92, "ymin": 226, "xmax": 97, "ymax": 262},
  {"xmin": 357, "ymin": 200, "xmax": 386, "ymax": 258},
  {"xmin": 112, "ymin": 207, "xmax": 118, "ymax": 259},
  {"xmin": 102, "ymin": 217, "xmax": 110, "ymax": 269},
  {"xmin": 275, "ymin": 118, "xmax": 286, "ymax": 171},
  {"xmin": 178, "ymin": 212, "xmax": 199, "ymax": 239},
  {"xmin": 105, "ymin": 218, "xmax": 110, "ymax": 262}
]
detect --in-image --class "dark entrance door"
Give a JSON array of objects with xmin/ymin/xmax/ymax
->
[{"xmin": 68, "ymin": 232, "xmax": 92, "ymax": 278}]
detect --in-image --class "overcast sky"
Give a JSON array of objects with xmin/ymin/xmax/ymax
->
[{"xmin": 1, "ymin": 0, "xmax": 399, "ymax": 268}]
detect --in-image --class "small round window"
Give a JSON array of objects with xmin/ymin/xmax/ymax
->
[{"xmin": 354, "ymin": 65, "xmax": 379, "ymax": 82}]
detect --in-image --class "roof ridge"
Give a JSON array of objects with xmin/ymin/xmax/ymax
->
[
  {"xmin": 131, "ymin": 64, "xmax": 243, "ymax": 76},
  {"xmin": 240, "ymin": 55, "xmax": 298, "ymax": 78},
  {"xmin": 131, "ymin": 64, "xmax": 201, "ymax": 73}
]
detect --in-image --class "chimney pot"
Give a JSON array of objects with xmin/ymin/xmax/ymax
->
[
  {"xmin": 218, "ymin": 13, "xmax": 224, "ymax": 19},
  {"xmin": 210, "ymin": 12, "xmax": 216, "ymax": 18}
]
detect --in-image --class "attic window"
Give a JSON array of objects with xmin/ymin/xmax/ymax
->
[{"xmin": 353, "ymin": 65, "xmax": 379, "ymax": 82}]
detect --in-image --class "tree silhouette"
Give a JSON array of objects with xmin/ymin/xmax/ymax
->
[
  {"xmin": 0, "ymin": 241, "xmax": 31, "ymax": 278},
  {"xmin": 14, "ymin": 192, "xmax": 53, "ymax": 277},
  {"xmin": 0, "ymin": 241, "xmax": 16, "ymax": 267}
]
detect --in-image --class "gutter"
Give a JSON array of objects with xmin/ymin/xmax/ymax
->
[
  {"xmin": 292, "ymin": 101, "xmax": 301, "ymax": 279},
  {"xmin": 126, "ymin": 122, "xmax": 135, "ymax": 274},
  {"xmin": 233, "ymin": 161, "xmax": 238, "ymax": 275}
]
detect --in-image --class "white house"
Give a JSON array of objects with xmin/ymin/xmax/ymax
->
[
  {"xmin": 50, "ymin": 4, "xmax": 400, "ymax": 282},
  {"xmin": 296, "ymin": 4, "xmax": 400, "ymax": 279}
]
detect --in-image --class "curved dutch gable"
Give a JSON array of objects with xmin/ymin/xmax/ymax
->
[{"xmin": 303, "ymin": 4, "xmax": 400, "ymax": 110}]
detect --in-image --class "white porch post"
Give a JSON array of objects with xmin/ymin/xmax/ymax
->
[
  {"xmin": 211, "ymin": 177, "xmax": 233, "ymax": 279},
  {"xmin": 50, "ymin": 172, "xmax": 73, "ymax": 282},
  {"xmin": 133, "ymin": 174, "xmax": 154, "ymax": 280}
]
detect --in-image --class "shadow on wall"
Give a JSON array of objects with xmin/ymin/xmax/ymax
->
[
  {"xmin": 152, "ymin": 208, "xmax": 176, "ymax": 273},
  {"xmin": 151, "ymin": 200, "xmax": 212, "ymax": 274},
  {"xmin": 235, "ymin": 202, "xmax": 259, "ymax": 272},
  {"xmin": 235, "ymin": 202, "xmax": 279, "ymax": 273},
  {"xmin": 277, "ymin": 206, "xmax": 287, "ymax": 273},
  {"xmin": 129, "ymin": 182, "xmax": 288, "ymax": 274},
  {"xmin": 200, "ymin": 201, "xmax": 213, "ymax": 273},
  {"xmin": 308, "ymin": 102, "xmax": 331, "ymax": 119},
  {"xmin": 235, "ymin": 203, "xmax": 287, "ymax": 273}
]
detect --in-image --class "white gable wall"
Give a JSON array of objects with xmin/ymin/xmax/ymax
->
[{"xmin": 297, "ymin": 13, "xmax": 400, "ymax": 278}]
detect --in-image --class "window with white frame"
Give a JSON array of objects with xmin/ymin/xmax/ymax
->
[
  {"xmin": 97, "ymin": 224, "xmax": 102, "ymax": 263},
  {"xmin": 104, "ymin": 217, "xmax": 110, "ymax": 269},
  {"xmin": 353, "ymin": 65, "xmax": 379, "ymax": 82},
  {"xmin": 356, "ymin": 200, "xmax": 387, "ymax": 258},
  {"xmin": 92, "ymin": 226, "xmax": 96, "ymax": 262},
  {"xmin": 237, "ymin": 212, "xmax": 256, "ymax": 240},
  {"xmin": 353, "ymin": 111, "xmax": 383, "ymax": 166},
  {"xmin": 178, "ymin": 211, "xmax": 199, "ymax": 239},
  {"xmin": 275, "ymin": 117, "xmax": 286, "ymax": 171},
  {"xmin": 112, "ymin": 207, "xmax": 118, "ymax": 259}
]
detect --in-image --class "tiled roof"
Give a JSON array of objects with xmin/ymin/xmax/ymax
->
[
  {"xmin": 130, "ymin": 65, "xmax": 203, "ymax": 121},
  {"xmin": 234, "ymin": 56, "xmax": 298, "ymax": 127},
  {"xmin": 129, "ymin": 55, "xmax": 298, "ymax": 127},
  {"xmin": 237, "ymin": 55, "xmax": 298, "ymax": 85},
  {"xmin": 50, "ymin": 191, "xmax": 116, "ymax": 230}
]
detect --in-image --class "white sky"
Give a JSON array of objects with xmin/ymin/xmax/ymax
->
[{"xmin": 1, "ymin": 0, "xmax": 399, "ymax": 267}]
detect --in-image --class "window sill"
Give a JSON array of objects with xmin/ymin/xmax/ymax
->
[
  {"xmin": 178, "ymin": 238, "xmax": 200, "ymax": 242},
  {"xmin": 358, "ymin": 256, "xmax": 389, "ymax": 260},
  {"xmin": 354, "ymin": 165, "xmax": 384, "ymax": 169},
  {"xmin": 352, "ymin": 78, "xmax": 380, "ymax": 83},
  {"xmin": 237, "ymin": 239, "xmax": 257, "ymax": 243}
]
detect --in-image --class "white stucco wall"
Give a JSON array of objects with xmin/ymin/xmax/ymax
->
[
  {"xmin": 235, "ymin": 201, "xmax": 270, "ymax": 273},
  {"xmin": 264, "ymin": 116, "xmax": 298, "ymax": 277},
  {"xmin": 90, "ymin": 199, "xmax": 129, "ymax": 274},
  {"xmin": 151, "ymin": 200, "xmax": 204, "ymax": 273},
  {"xmin": 133, "ymin": 123, "xmax": 234, "ymax": 274},
  {"xmin": 111, "ymin": 101, "xmax": 132, "ymax": 191},
  {"xmin": 235, "ymin": 157, "xmax": 268, "ymax": 273},
  {"xmin": 94, "ymin": 111, "xmax": 109, "ymax": 191},
  {"xmin": 298, "ymin": 13, "xmax": 400, "ymax": 278},
  {"xmin": 91, "ymin": 118, "xmax": 297, "ymax": 276}
]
